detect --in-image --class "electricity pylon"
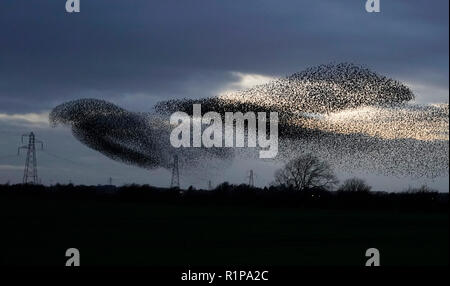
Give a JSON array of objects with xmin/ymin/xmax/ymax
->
[
  {"xmin": 18, "ymin": 132, "xmax": 43, "ymax": 184},
  {"xmin": 170, "ymin": 154, "xmax": 180, "ymax": 188},
  {"xmin": 248, "ymin": 169, "xmax": 255, "ymax": 187}
]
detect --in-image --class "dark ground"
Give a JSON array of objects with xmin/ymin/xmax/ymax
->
[{"xmin": 0, "ymin": 185, "xmax": 447, "ymax": 266}]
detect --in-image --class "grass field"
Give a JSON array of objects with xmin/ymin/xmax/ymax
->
[{"xmin": 0, "ymin": 195, "xmax": 448, "ymax": 266}]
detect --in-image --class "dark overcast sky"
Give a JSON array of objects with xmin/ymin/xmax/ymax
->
[
  {"xmin": 0, "ymin": 1, "xmax": 448, "ymax": 190},
  {"xmin": 0, "ymin": 0, "xmax": 448, "ymax": 113}
]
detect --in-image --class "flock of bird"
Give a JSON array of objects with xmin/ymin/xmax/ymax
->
[{"xmin": 51, "ymin": 63, "xmax": 448, "ymax": 178}]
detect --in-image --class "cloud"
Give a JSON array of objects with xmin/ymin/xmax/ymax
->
[
  {"xmin": 0, "ymin": 165, "xmax": 23, "ymax": 171},
  {"xmin": 404, "ymin": 81, "xmax": 450, "ymax": 104},
  {"xmin": 0, "ymin": 0, "xmax": 448, "ymax": 113},
  {"xmin": 219, "ymin": 72, "xmax": 277, "ymax": 95},
  {"xmin": 0, "ymin": 112, "xmax": 49, "ymax": 127}
]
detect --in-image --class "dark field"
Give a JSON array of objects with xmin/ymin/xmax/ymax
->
[{"xmin": 0, "ymin": 190, "xmax": 447, "ymax": 266}]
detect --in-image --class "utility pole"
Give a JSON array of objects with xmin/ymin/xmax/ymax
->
[
  {"xmin": 170, "ymin": 154, "xmax": 180, "ymax": 188},
  {"xmin": 18, "ymin": 132, "xmax": 43, "ymax": 184}
]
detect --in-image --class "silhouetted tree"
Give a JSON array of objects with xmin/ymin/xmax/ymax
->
[
  {"xmin": 338, "ymin": 178, "xmax": 371, "ymax": 193},
  {"xmin": 274, "ymin": 153, "xmax": 338, "ymax": 191},
  {"xmin": 215, "ymin": 182, "xmax": 231, "ymax": 192}
]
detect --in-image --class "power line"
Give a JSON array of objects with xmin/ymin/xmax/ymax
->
[
  {"xmin": 42, "ymin": 150, "xmax": 127, "ymax": 186},
  {"xmin": 0, "ymin": 131, "xmax": 22, "ymax": 137},
  {"xmin": 0, "ymin": 154, "xmax": 19, "ymax": 160},
  {"xmin": 40, "ymin": 150, "xmax": 88, "ymax": 167}
]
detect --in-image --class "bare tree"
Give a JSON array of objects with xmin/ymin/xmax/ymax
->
[
  {"xmin": 338, "ymin": 178, "xmax": 371, "ymax": 193},
  {"xmin": 274, "ymin": 153, "xmax": 338, "ymax": 191}
]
